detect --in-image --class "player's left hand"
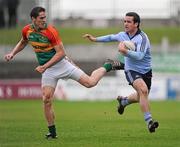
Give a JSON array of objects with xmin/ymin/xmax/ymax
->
[{"xmin": 35, "ymin": 65, "xmax": 46, "ymax": 73}]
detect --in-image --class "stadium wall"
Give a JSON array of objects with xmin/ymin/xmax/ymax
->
[{"xmin": 0, "ymin": 72, "xmax": 180, "ymax": 101}]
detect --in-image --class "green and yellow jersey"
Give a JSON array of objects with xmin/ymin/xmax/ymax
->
[{"xmin": 22, "ymin": 24, "xmax": 62, "ymax": 65}]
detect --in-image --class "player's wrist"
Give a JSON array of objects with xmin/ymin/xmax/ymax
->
[{"xmin": 93, "ymin": 38, "xmax": 97, "ymax": 42}]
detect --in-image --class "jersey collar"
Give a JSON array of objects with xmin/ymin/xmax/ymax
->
[
  {"xmin": 126, "ymin": 29, "xmax": 141, "ymax": 40},
  {"xmin": 31, "ymin": 23, "xmax": 47, "ymax": 32}
]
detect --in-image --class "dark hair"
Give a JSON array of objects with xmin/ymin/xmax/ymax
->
[
  {"xmin": 30, "ymin": 6, "xmax": 45, "ymax": 19},
  {"xmin": 126, "ymin": 12, "xmax": 140, "ymax": 28}
]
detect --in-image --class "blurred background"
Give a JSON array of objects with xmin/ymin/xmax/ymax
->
[{"xmin": 0, "ymin": 0, "xmax": 180, "ymax": 101}]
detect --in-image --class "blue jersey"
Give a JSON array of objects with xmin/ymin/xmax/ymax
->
[{"xmin": 96, "ymin": 29, "xmax": 151, "ymax": 74}]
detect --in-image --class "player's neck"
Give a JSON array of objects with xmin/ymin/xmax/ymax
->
[
  {"xmin": 128, "ymin": 28, "xmax": 138, "ymax": 36},
  {"xmin": 32, "ymin": 23, "xmax": 47, "ymax": 31},
  {"xmin": 128, "ymin": 28, "xmax": 142, "ymax": 38}
]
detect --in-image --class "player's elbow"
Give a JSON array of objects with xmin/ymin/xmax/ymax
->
[{"xmin": 127, "ymin": 51, "xmax": 145, "ymax": 60}]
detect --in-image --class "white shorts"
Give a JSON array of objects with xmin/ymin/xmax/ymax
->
[{"xmin": 41, "ymin": 58, "xmax": 84, "ymax": 88}]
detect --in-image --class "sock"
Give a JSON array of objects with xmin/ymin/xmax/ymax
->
[
  {"xmin": 144, "ymin": 112, "xmax": 152, "ymax": 125},
  {"xmin": 103, "ymin": 63, "xmax": 112, "ymax": 72},
  {"xmin": 48, "ymin": 125, "xmax": 56, "ymax": 137},
  {"xmin": 121, "ymin": 97, "xmax": 130, "ymax": 107}
]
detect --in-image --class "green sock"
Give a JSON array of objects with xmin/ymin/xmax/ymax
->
[{"xmin": 103, "ymin": 63, "xmax": 112, "ymax": 72}]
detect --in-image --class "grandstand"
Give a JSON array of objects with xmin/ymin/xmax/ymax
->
[{"xmin": 17, "ymin": 0, "xmax": 180, "ymax": 27}]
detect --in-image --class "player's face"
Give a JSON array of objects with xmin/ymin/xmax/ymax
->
[
  {"xmin": 32, "ymin": 11, "xmax": 46, "ymax": 29},
  {"xmin": 123, "ymin": 16, "xmax": 138, "ymax": 35}
]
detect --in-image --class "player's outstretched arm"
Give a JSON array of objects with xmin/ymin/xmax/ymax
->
[
  {"xmin": 4, "ymin": 38, "xmax": 28, "ymax": 61},
  {"xmin": 83, "ymin": 34, "xmax": 97, "ymax": 42}
]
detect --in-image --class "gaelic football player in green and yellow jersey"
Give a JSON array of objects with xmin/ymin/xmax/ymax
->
[{"xmin": 4, "ymin": 6, "xmax": 124, "ymax": 139}]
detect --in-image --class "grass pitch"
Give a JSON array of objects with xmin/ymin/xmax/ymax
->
[
  {"xmin": 0, "ymin": 100, "xmax": 180, "ymax": 147},
  {"xmin": 1, "ymin": 27, "xmax": 180, "ymax": 45}
]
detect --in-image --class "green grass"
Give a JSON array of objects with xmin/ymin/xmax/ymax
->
[
  {"xmin": 0, "ymin": 100, "xmax": 180, "ymax": 147},
  {"xmin": 0, "ymin": 27, "xmax": 180, "ymax": 45}
]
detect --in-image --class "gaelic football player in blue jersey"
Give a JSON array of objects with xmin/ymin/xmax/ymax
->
[{"xmin": 83, "ymin": 12, "xmax": 159, "ymax": 133}]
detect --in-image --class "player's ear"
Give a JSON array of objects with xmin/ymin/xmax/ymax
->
[
  {"xmin": 134, "ymin": 22, "xmax": 138, "ymax": 27},
  {"xmin": 31, "ymin": 16, "xmax": 35, "ymax": 21}
]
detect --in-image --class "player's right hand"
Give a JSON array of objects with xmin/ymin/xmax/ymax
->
[
  {"xmin": 4, "ymin": 53, "xmax": 14, "ymax": 61},
  {"xmin": 35, "ymin": 65, "xmax": 46, "ymax": 73},
  {"xmin": 118, "ymin": 42, "xmax": 128, "ymax": 55},
  {"xmin": 83, "ymin": 34, "xmax": 96, "ymax": 42}
]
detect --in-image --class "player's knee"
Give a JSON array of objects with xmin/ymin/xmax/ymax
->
[
  {"xmin": 139, "ymin": 87, "xmax": 148, "ymax": 97},
  {"xmin": 43, "ymin": 93, "xmax": 52, "ymax": 105},
  {"xmin": 86, "ymin": 84, "xmax": 95, "ymax": 88},
  {"xmin": 79, "ymin": 76, "xmax": 98, "ymax": 88},
  {"xmin": 85, "ymin": 79, "xmax": 97, "ymax": 88},
  {"xmin": 43, "ymin": 97, "xmax": 52, "ymax": 107}
]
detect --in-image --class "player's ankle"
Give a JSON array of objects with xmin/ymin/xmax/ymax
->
[{"xmin": 103, "ymin": 63, "xmax": 112, "ymax": 72}]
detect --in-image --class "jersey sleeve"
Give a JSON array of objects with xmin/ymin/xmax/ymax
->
[
  {"xmin": 48, "ymin": 25, "xmax": 62, "ymax": 46},
  {"xmin": 22, "ymin": 25, "xmax": 29, "ymax": 40},
  {"xmin": 96, "ymin": 32, "xmax": 124, "ymax": 42}
]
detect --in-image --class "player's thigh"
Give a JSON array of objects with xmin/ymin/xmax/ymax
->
[
  {"xmin": 59, "ymin": 58, "xmax": 85, "ymax": 81},
  {"xmin": 133, "ymin": 79, "xmax": 149, "ymax": 100},
  {"xmin": 78, "ymin": 73, "xmax": 91, "ymax": 87},
  {"xmin": 125, "ymin": 70, "xmax": 148, "ymax": 93},
  {"xmin": 42, "ymin": 65, "xmax": 59, "ymax": 89},
  {"xmin": 133, "ymin": 78, "xmax": 148, "ymax": 93},
  {"xmin": 69, "ymin": 67, "xmax": 85, "ymax": 81},
  {"xmin": 142, "ymin": 70, "xmax": 152, "ymax": 91}
]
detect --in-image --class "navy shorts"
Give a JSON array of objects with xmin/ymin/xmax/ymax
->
[{"xmin": 125, "ymin": 70, "xmax": 152, "ymax": 90}]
